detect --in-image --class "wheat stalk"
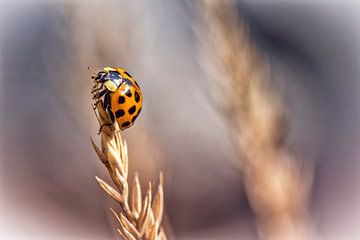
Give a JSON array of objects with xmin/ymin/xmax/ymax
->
[
  {"xmin": 199, "ymin": 1, "xmax": 312, "ymax": 239},
  {"xmin": 91, "ymin": 100, "xmax": 167, "ymax": 240}
]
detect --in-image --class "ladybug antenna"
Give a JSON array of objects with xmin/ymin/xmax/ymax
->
[
  {"xmin": 88, "ymin": 66, "xmax": 97, "ymax": 79},
  {"xmin": 88, "ymin": 66, "xmax": 97, "ymax": 73}
]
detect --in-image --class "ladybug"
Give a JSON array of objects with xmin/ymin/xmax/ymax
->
[{"xmin": 91, "ymin": 67, "xmax": 142, "ymax": 132}]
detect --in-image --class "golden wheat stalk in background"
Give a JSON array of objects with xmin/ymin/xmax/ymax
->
[
  {"xmin": 91, "ymin": 101, "xmax": 167, "ymax": 240},
  {"xmin": 199, "ymin": 0, "xmax": 313, "ymax": 239}
]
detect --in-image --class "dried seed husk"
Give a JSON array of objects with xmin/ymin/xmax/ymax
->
[
  {"xmin": 152, "ymin": 173, "xmax": 164, "ymax": 228},
  {"xmin": 131, "ymin": 172, "xmax": 142, "ymax": 219},
  {"xmin": 90, "ymin": 137, "xmax": 107, "ymax": 164},
  {"xmin": 117, "ymin": 228, "xmax": 136, "ymax": 240},
  {"xmin": 159, "ymin": 227, "xmax": 167, "ymax": 240},
  {"xmin": 120, "ymin": 213, "xmax": 141, "ymax": 239},
  {"xmin": 95, "ymin": 176, "xmax": 123, "ymax": 203}
]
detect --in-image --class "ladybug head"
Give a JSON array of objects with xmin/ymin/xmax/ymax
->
[{"xmin": 95, "ymin": 68, "xmax": 123, "ymax": 92}]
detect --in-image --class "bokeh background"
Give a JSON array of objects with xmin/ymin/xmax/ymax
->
[{"xmin": 0, "ymin": 0, "xmax": 359, "ymax": 239}]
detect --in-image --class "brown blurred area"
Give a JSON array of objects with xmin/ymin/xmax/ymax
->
[{"xmin": 0, "ymin": 0, "xmax": 360, "ymax": 239}]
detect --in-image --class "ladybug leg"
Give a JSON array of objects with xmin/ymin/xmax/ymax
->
[
  {"xmin": 103, "ymin": 92, "xmax": 116, "ymax": 125},
  {"xmin": 91, "ymin": 82, "xmax": 99, "ymax": 90},
  {"xmin": 91, "ymin": 97, "xmax": 106, "ymax": 128},
  {"xmin": 97, "ymin": 123, "xmax": 113, "ymax": 135},
  {"xmin": 91, "ymin": 78, "xmax": 102, "ymax": 89},
  {"xmin": 92, "ymin": 81, "xmax": 102, "ymax": 89},
  {"xmin": 92, "ymin": 103, "xmax": 103, "ymax": 127},
  {"xmin": 89, "ymin": 67, "xmax": 99, "ymax": 81},
  {"xmin": 94, "ymin": 92, "xmax": 115, "ymax": 134},
  {"xmin": 92, "ymin": 89, "xmax": 107, "ymax": 100},
  {"xmin": 92, "ymin": 91, "xmax": 109, "ymax": 117},
  {"xmin": 97, "ymin": 109, "xmax": 115, "ymax": 134},
  {"xmin": 91, "ymin": 83, "xmax": 104, "ymax": 94},
  {"xmin": 92, "ymin": 104, "xmax": 113, "ymax": 134}
]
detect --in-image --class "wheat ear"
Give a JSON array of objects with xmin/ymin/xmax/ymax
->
[
  {"xmin": 199, "ymin": 1, "xmax": 312, "ymax": 239},
  {"xmin": 91, "ymin": 101, "xmax": 167, "ymax": 240}
]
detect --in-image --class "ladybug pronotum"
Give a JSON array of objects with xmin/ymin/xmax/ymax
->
[{"xmin": 91, "ymin": 67, "xmax": 142, "ymax": 132}]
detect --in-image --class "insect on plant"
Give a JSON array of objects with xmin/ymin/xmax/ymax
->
[{"xmin": 90, "ymin": 67, "xmax": 143, "ymax": 133}]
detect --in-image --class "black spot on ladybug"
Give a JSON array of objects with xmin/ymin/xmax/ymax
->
[
  {"xmin": 125, "ymin": 89, "xmax": 132, "ymax": 97},
  {"xmin": 128, "ymin": 105, "xmax": 136, "ymax": 115},
  {"xmin": 135, "ymin": 91, "xmax": 140, "ymax": 103},
  {"xmin": 121, "ymin": 121, "xmax": 131, "ymax": 128},
  {"xmin": 115, "ymin": 109, "xmax": 125, "ymax": 118},
  {"xmin": 131, "ymin": 113, "xmax": 139, "ymax": 123},
  {"xmin": 118, "ymin": 96, "xmax": 125, "ymax": 104},
  {"xmin": 131, "ymin": 107, "xmax": 142, "ymax": 123}
]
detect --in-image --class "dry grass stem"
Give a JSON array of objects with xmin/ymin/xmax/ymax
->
[
  {"xmin": 91, "ymin": 101, "xmax": 167, "ymax": 240},
  {"xmin": 199, "ymin": 0, "xmax": 313, "ymax": 239}
]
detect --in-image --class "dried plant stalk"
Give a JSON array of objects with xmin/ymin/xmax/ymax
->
[
  {"xmin": 199, "ymin": 0, "xmax": 312, "ymax": 239},
  {"xmin": 91, "ymin": 101, "xmax": 167, "ymax": 240}
]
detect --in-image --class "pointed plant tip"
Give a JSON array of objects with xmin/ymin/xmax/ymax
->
[
  {"xmin": 90, "ymin": 136, "xmax": 100, "ymax": 148},
  {"xmin": 90, "ymin": 137, "xmax": 97, "ymax": 147},
  {"xmin": 116, "ymin": 229, "xmax": 126, "ymax": 239},
  {"xmin": 159, "ymin": 171, "xmax": 164, "ymax": 185},
  {"xmin": 95, "ymin": 176, "xmax": 106, "ymax": 186}
]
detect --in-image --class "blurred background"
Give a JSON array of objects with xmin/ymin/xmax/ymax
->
[{"xmin": 0, "ymin": 0, "xmax": 359, "ymax": 239}]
